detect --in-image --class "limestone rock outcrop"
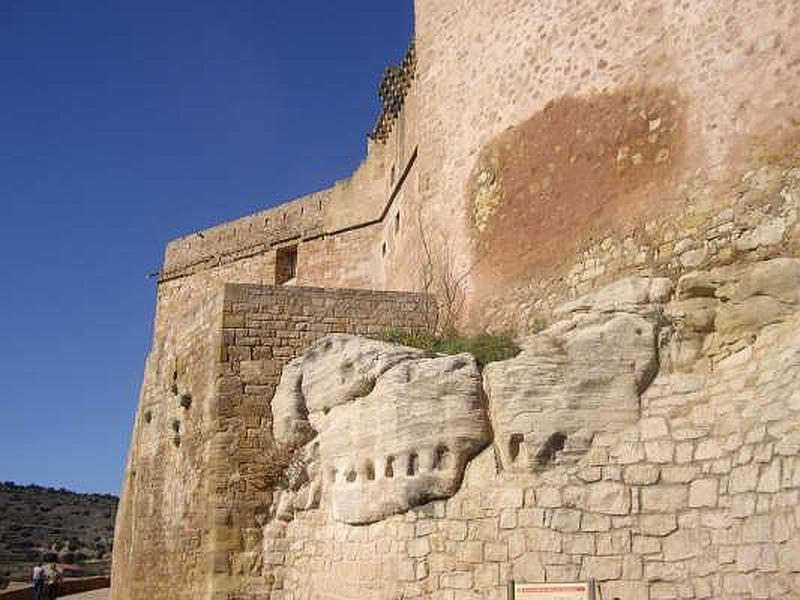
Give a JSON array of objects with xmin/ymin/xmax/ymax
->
[
  {"xmin": 271, "ymin": 334, "xmax": 491, "ymax": 524},
  {"xmin": 667, "ymin": 257, "xmax": 800, "ymax": 370},
  {"xmin": 273, "ymin": 335, "xmax": 424, "ymax": 446},
  {"xmin": 483, "ymin": 277, "xmax": 672, "ymax": 473}
]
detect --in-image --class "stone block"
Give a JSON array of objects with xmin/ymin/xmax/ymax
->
[
  {"xmin": 688, "ymin": 478, "xmax": 718, "ymax": 508},
  {"xmin": 632, "ymin": 535, "xmax": 661, "ymax": 554},
  {"xmin": 639, "ymin": 514, "xmax": 678, "ymax": 536},
  {"xmin": 641, "ymin": 485, "xmax": 687, "ymax": 513},
  {"xmin": 458, "ymin": 540, "xmax": 483, "ymax": 563},
  {"xmin": 624, "ymin": 464, "xmax": 660, "ymax": 485},
  {"xmin": 499, "ymin": 509, "xmax": 517, "ymax": 529},
  {"xmin": 581, "ymin": 514, "xmax": 611, "ymax": 532},
  {"xmin": 585, "ymin": 482, "xmax": 630, "ymax": 515},
  {"xmin": 599, "ymin": 581, "xmax": 649, "ymax": 600},
  {"xmin": 756, "ymin": 461, "xmax": 780, "ymax": 493},
  {"xmin": 484, "ymin": 541, "xmax": 508, "ymax": 562},
  {"xmin": 562, "ymin": 532, "xmax": 594, "ymax": 555},
  {"xmin": 662, "ymin": 529, "xmax": 710, "ymax": 561},
  {"xmin": 527, "ymin": 528, "xmax": 561, "ymax": 552},
  {"xmin": 407, "ymin": 537, "xmax": 431, "ymax": 558},
  {"xmin": 645, "ymin": 440, "xmax": 674, "ymax": 463},
  {"xmin": 580, "ymin": 556, "xmax": 622, "ymax": 581},
  {"xmin": 440, "ymin": 571, "xmax": 473, "ymax": 590},
  {"xmin": 550, "ymin": 509, "xmax": 582, "ymax": 532},
  {"xmin": 512, "ymin": 552, "xmax": 545, "ymax": 582}
]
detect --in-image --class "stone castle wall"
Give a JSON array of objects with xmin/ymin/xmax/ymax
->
[
  {"xmin": 154, "ymin": 0, "xmax": 800, "ymax": 335},
  {"xmin": 114, "ymin": 0, "xmax": 800, "ymax": 598},
  {"xmin": 112, "ymin": 285, "xmax": 433, "ymax": 600},
  {"xmin": 411, "ymin": 0, "xmax": 800, "ymax": 327}
]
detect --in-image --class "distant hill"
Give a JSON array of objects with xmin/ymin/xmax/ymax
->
[{"xmin": 0, "ymin": 482, "xmax": 117, "ymax": 587}]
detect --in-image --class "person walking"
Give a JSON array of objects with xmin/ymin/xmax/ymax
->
[{"xmin": 31, "ymin": 562, "xmax": 46, "ymax": 600}]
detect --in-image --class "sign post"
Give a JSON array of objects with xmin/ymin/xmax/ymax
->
[{"xmin": 508, "ymin": 579, "xmax": 598, "ymax": 600}]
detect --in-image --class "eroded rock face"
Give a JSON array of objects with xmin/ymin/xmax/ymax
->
[
  {"xmin": 667, "ymin": 257, "xmax": 800, "ymax": 370},
  {"xmin": 484, "ymin": 277, "xmax": 671, "ymax": 473},
  {"xmin": 271, "ymin": 335, "xmax": 491, "ymax": 524},
  {"xmin": 273, "ymin": 335, "xmax": 423, "ymax": 446}
]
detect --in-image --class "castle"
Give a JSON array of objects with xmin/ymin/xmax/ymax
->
[{"xmin": 113, "ymin": 1, "xmax": 800, "ymax": 598}]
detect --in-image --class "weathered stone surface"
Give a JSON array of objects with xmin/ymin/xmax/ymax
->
[
  {"xmin": 272, "ymin": 335, "xmax": 491, "ymax": 524},
  {"xmin": 669, "ymin": 258, "xmax": 800, "ymax": 370},
  {"xmin": 484, "ymin": 277, "xmax": 669, "ymax": 472},
  {"xmin": 273, "ymin": 335, "xmax": 424, "ymax": 444}
]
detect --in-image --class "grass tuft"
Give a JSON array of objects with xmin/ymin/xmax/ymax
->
[{"xmin": 374, "ymin": 329, "xmax": 520, "ymax": 368}]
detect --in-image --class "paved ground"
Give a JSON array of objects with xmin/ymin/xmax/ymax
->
[{"xmin": 62, "ymin": 588, "xmax": 110, "ymax": 600}]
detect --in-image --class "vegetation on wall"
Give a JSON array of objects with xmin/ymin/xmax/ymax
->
[{"xmin": 375, "ymin": 329, "xmax": 520, "ymax": 369}]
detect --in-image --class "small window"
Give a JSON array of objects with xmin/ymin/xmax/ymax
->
[
  {"xmin": 390, "ymin": 165, "xmax": 396, "ymax": 185},
  {"xmin": 394, "ymin": 212, "xmax": 400, "ymax": 234},
  {"xmin": 275, "ymin": 245, "xmax": 298, "ymax": 285},
  {"xmin": 381, "ymin": 241, "xmax": 387, "ymax": 257}
]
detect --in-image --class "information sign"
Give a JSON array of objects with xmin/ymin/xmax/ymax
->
[{"xmin": 508, "ymin": 580, "xmax": 597, "ymax": 600}]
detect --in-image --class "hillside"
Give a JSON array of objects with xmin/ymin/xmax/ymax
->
[{"xmin": 0, "ymin": 482, "xmax": 117, "ymax": 587}]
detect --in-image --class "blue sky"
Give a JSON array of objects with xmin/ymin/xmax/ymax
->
[{"xmin": 0, "ymin": 1, "xmax": 413, "ymax": 495}]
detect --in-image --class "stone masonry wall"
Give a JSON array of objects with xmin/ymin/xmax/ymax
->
[
  {"xmin": 116, "ymin": 1, "xmax": 800, "ymax": 599},
  {"xmin": 112, "ymin": 285, "xmax": 434, "ymax": 600},
  {"xmin": 181, "ymin": 285, "xmax": 433, "ymax": 600},
  {"xmin": 274, "ymin": 263, "xmax": 800, "ymax": 600},
  {"xmin": 113, "ymin": 288, "xmax": 225, "ymax": 600},
  {"xmin": 411, "ymin": 0, "xmax": 800, "ymax": 329},
  {"xmin": 480, "ymin": 159, "xmax": 800, "ymax": 332}
]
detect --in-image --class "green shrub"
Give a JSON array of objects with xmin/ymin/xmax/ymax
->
[
  {"xmin": 180, "ymin": 393, "xmax": 192, "ymax": 409},
  {"xmin": 170, "ymin": 419, "xmax": 180, "ymax": 433},
  {"xmin": 374, "ymin": 329, "xmax": 520, "ymax": 368}
]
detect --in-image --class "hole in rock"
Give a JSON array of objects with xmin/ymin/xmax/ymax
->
[
  {"xmin": 385, "ymin": 456, "xmax": 395, "ymax": 478},
  {"xmin": 508, "ymin": 434, "xmax": 524, "ymax": 462},
  {"xmin": 432, "ymin": 445, "xmax": 451, "ymax": 470},
  {"xmin": 407, "ymin": 453, "xmax": 419, "ymax": 476},
  {"xmin": 535, "ymin": 432, "xmax": 567, "ymax": 467}
]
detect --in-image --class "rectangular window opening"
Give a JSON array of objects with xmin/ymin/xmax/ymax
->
[{"xmin": 275, "ymin": 245, "xmax": 298, "ymax": 285}]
